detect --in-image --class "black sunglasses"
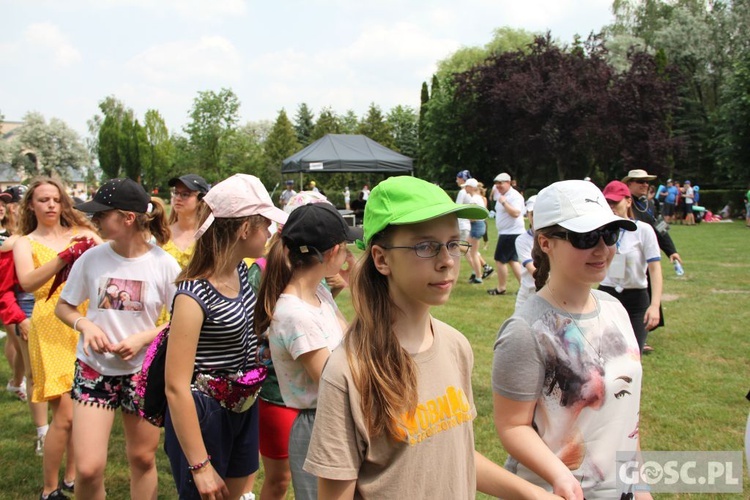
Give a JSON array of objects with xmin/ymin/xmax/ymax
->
[{"xmin": 549, "ymin": 226, "xmax": 620, "ymax": 249}]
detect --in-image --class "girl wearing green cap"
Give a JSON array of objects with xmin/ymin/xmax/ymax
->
[{"xmin": 303, "ymin": 176, "xmax": 558, "ymax": 499}]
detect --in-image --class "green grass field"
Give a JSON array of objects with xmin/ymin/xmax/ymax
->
[{"xmin": 1, "ymin": 220, "xmax": 748, "ymax": 499}]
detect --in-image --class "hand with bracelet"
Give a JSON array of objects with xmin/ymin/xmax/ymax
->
[
  {"xmin": 74, "ymin": 316, "xmax": 113, "ymax": 355},
  {"xmin": 189, "ymin": 455, "xmax": 230, "ymax": 500}
]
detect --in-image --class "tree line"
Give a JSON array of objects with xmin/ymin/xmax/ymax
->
[{"xmin": 2, "ymin": 1, "xmax": 748, "ymax": 192}]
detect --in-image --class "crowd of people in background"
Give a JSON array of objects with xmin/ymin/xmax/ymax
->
[{"xmin": 0, "ymin": 163, "xmax": 739, "ymax": 499}]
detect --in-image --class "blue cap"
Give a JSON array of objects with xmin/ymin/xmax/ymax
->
[
  {"xmin": 456, "ymin": 170, "xmax": 472, "ymax": 180},
  {"xmin": 684, "ymin": 180, "xmax": 691, "ymax": 184}
]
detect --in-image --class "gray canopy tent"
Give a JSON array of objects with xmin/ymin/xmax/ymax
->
[{"xmin": 281, "ymin": 134, "xmax": 413, "ymax": 176}]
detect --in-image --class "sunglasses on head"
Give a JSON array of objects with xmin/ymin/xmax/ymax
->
[{"xmin": 549, "ymin": 225, "xmax": 620, "ymax": 249}]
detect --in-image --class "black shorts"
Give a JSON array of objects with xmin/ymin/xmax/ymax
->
[
  {"xmin": 663, "ymin": 203, "xmax": 675, "ymax": 216},
  {"xmin": 494, "ymin": 234, "xmax": 520, "ymax": 264}
]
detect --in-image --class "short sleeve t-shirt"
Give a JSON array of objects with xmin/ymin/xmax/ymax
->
[
  {"xmin": 600, "ymin": 221, "xmax": 661, "ymax": 290},
  {"xmin": 455, "ymin": 188, "xmax": 471, "ymax": 232},
  {"xmin": 494, "ymin": 187, "xmax": 525, "ymax": 235},
  {"xmin": 304, "ymin": 318, "xmax": 477, "ymax": 499},
  {"xmin": 515, "ymin": 229, "xmax": 535, "ymax": 291},
  {"xmin": 492, "ymin": 291, "xmax": 642, "ymax": 499},
  {"xmin": 61, "ymin": 242, "xmax": 180, "ymax": 375},
  {"xmin": 267, "ymin": 283, "xmax": 344, "ymax": 409}
]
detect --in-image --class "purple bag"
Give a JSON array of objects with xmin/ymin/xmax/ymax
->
[{"xmin": 134, "ymin": 324, "xmax": 170, "ymax": 427}]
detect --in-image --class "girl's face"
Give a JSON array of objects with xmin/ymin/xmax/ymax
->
[
  {"xmin": 542, "ymin": 228, "xmax": 615, "ymax": 286},
  {"xmin": 119, "ymin": 291, "xmax": 130, "ymax": 301},
  {"xmin": 607, "ymin": 197, "xmax": 630, "ymax": 219},
  {"xmin": 374, "ymin": 214, "xmax": 460, "ymax": 311},
  {"xmin": 92, "ymin": 210, "xmax": 127, "ymax": 241},
  {"xmin": 0, "ymin": 201, "xmax": 6, "ymax": 220},
  {"xmin": 171, "ymin": 181, "xmax": 200, "ymax": 216},
  {"xmin": 241, "ymin": 218, "xmax": 272, "ymax": 259},
  {"xmin": 30, "ymin": 183, "xmax": 62, "ymax": 226}
]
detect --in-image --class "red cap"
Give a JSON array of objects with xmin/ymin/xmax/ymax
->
[{"xmin": 602, "ymin": 180, "xmax": 631, "ymax": 202}]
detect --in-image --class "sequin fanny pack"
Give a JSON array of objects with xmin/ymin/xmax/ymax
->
[{"xmin": 192, "ymin": 366, "xmax": 267, "ymax": 413}]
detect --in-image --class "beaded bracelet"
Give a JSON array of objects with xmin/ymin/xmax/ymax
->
[{"xmin": 188, "ymin": 456, "xmax": 211, "ymax": 472}]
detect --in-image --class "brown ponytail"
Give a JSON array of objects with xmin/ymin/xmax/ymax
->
[
  {"xmin": 131, "ymin": 197, "xmax": 171, "ymax": 246},
  {"xmin": 531, "ymin": 226, "xmax": 559, "ymax": 291}
]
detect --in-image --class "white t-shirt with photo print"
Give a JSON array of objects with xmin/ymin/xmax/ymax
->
[{"xmin": 61, "ymin": 242, "xmax": 180, "ymax": 375}]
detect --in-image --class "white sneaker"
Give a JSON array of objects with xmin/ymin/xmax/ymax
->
[
  {"xmin": 6, "ymin": 379, "xmax": 27, "ymax": 401},
  {"xmin": 239, "ymin": 493, "xmax": 256, "ymax": 500}
]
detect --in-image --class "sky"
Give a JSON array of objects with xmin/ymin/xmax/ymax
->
[{"xmin": 1, "ymin": 0, "xmax": 615, "ymax": 140}]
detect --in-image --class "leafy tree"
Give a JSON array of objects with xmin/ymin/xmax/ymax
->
[
  {"xmin": 294, "ymin": 103, "xmax": 315, "ymax": 147},
  {"xmin": 311, "ymin": 107, "xmax": 342, "ymax": 140},
  {"xmin": 119, "ymin": 112, "xmax": 145, "ymax": 181},
  {"xmin": 222, "ymin": 122, "xmax": 267, "ymax": 180},
  {"xmin": 12, "ymin": 111, "xmax": 89, "ymax": 178},
  {"xmin": 386, "ymin": 105, "xmax": 418, "ymax": 159},
  {"xmin": 339, "ymin": 110, "xmax": 359, "ymax": 134},
  {"xmin": 453, "ymin": 35, "xmax": 681, "ymax": 186},
  {"xmin": 716, "ymin": 48, "xmax": 750, "ymax": 185},
  {"xmin": 171, "ymin": 134, "xmax": 198, "ymax": 175},
  {"xmin": 419, "ymin": 27, "xmax": 538, "ymax": 185},
  {"xmin": 142, "ymin": 110, "xmax": 174, "ymax": 191},
  {"xmin": 95, "ymin": 96, "xmax": 128, "ymax": 180},
  {"xmin": 358, "ymin": 103, "xmax": 392, "ymax": 147},
  {"xmin": 264, "ymin": 109, "xmax": 300, "ymax": 185},
  {"xmin": 184, "ymin": 88, "xmax": 241, "ymax": 182}
]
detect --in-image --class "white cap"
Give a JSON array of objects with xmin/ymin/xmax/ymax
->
[
  {"xmin": 464, "ymin": 178, "xmax": 478, "ymax": 188},
  {"xmin": 525, "ymin": 195, "xmax": 537, "ymax": 212},
  {"xmin": 494, "ymin": 173, "xmax": 511, "ymax": 183},
  {"xmin": 195, "ymin": 174, "xmax": 288, "ymax": 239},
  {"xmin": 533, "ymin": 180, "xmax": 636, "ymax": 232}
]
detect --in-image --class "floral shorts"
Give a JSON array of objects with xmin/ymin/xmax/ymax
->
[{"xmin": 72, "ymin": 359, "xmax": 139, "ymax": 413}]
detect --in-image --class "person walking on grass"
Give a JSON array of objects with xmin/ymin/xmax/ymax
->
[
  {"xmin": 14, "ymin": 177, "xmax": 101, "ymax": 500},
  {"xmin": 304, "ymin": 176, "xmax": 558, "ymax": 499},
  {"xmin": 599, "ymin": 181, "xmax": 663, "ymax": 354},
  {"xmin": 456, "ymin": 171, "xmax": 492, "ymax": 282},
  {"xmin": 488, "ymin": 172, "xmax": 524, "ymax": 295},
  {"xmin": 55, "ymin": 178, "xmax": 179, "ymax": 500},
  {"xmin": 463, "ymin": 178, "xmax": 488, "ymax": 284},
  {"xmin": 624, "ymin": 169, "xmax": 682, "ymax": 352},
  {"xmin": 255, "ymin": 203, "xmax": 360, "ymax": 500},
  {"xmin": 164, "ymin": 174, "xmax": 288, "ymax": 500},
  {"xmin": 493, "ymin": 180, "xmax": 650, "ymax": 499}
]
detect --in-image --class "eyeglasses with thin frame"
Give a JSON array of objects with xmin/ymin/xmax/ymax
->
[
  {"xmin": 380, "ymin": 240, "xmax": 471, "ymax": 258},
  {"xmin": 549, "ymin": 226, "xmax": 620, "ymax": 250},
  {"xmin": 171, "ymin": 189, "xmax": 197, "ymax": 200}
]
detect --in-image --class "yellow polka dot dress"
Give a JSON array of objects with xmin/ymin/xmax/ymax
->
[{"xmin": 27, "ymin": 238, "xmax": 86, "ymax": 402}]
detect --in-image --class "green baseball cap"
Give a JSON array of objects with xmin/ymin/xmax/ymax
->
[{"xmin": 358, "ymin": 176, "xmax": 489, "ymax": 249}]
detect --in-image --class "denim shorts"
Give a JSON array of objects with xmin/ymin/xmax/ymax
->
[
  {"xmin": 17, "ymin": 291, "xmax": 34, "ymax": 317},
  {"xmin": 469, "ymin": 220, "xmax": 486, "ymax": 240}
]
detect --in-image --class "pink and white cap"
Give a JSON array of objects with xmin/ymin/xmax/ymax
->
[{"xmin": 194, "ymin": 174, "xmax": 288, "ymax": 239}]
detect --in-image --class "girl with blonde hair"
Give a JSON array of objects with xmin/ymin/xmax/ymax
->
[{"xmin": 14, "ymin": 177, "xmax": 100, "ymax": 499}]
